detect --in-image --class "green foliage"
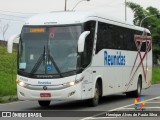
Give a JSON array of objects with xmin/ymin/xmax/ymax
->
[
  {"xmin": 0, "ymin": 46, "xmax": 17, "ymax": 97},
  {"xmin": 126, "ymin": 2, "xmax": 146, "ymax": 26},
  {"xmin": 146, "ymin": 7, "xmax": 159, "ymax": 15},
  {"xmin": 127, "ymin": 2, "xmax": 160, "ymax": 63},
  {"xmin": 152, "ymin": 67, "xmax": 160, "ymax": 84},
  {"xmin": 127, "ymin": 2, "xmax": 160, "ymax": 27},
  {"xmin": 153, "ymin": 44, "xmax": 160, "ymax": 51}
]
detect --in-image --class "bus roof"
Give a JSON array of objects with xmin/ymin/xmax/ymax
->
[
  {"xmin": 25, "ymin": 11, "xmax": 150, "ymax": 33},
  {"xmin": 25, "ymin": 11, "xmax": 95, "ymax": 25}
]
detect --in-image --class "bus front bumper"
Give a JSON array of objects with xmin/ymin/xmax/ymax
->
[{"xmin": 17, "ymin": 83, "xmax": 82, "ymax": 101}]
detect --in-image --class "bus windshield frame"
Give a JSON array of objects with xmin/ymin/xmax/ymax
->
[{"xmin": 18, "ymin": 24, "xmax": 82, "ymax": 79}]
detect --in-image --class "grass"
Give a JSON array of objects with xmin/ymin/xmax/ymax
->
[
  {"xmin": 152, "ymin": 67, "xmax": 160, "ymax": 84},
  {"xmin": 0, "ymin": 46, "xmax": 17, "ymax": 97},
  {"xmin": 0, "ymin": 96, "xmax": 18, "ymax": 103}
]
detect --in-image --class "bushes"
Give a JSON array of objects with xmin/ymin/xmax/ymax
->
[
  {"xmin": 0, "ymin": 46, "xmax": 17, "ymax": 97},
  {"xmin": 152, "ymin": 67, "xmax": 160, "ymax": 84}
]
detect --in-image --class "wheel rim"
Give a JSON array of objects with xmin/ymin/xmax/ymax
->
[
  {"xmin": 137, "ymin": 82, "xmax": 141, "ymax": 95},
  {"xmin": 94, "ymin": 86, "xmax": 99, "ymax": 103}
]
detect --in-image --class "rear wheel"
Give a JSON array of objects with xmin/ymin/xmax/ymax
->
[
  {"xmin": 133, "ymin": 77, "xmax": 142, "ymax": 97},
  {"xmin": 38, "ymin": 100, "xmax": 51, "ymax": 107},
  {"xmin": 126, "ymin": 77, "xmax": 142, "ymax": 98},
  {"xmin": 89, "ymin": 83, "xmax": 100, "ymax": 107}
]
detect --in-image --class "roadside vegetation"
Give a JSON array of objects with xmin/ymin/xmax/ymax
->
[
  {"xmin": 127, "ymin": 2, "xmax": 160, "ymax": 64},
  {"xmin": 0, "ymin": 46, "xmax": 17, "ymax": 97},
  {"xmin": 152, "ymin": 67, "xmax": 160, "ymax": 84}
]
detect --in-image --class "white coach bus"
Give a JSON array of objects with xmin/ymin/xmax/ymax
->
[{"xmin": 8, "ymin": 11, "xmax": 152, "ymax": 107}]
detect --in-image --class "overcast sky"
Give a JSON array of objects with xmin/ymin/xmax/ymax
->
[{"xmin": 0, "ymin": 0, "xmax": 160, "ymax": 40}]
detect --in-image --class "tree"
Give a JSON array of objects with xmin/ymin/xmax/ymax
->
[
  {"xmin": 146, "ymin": 6, "xmax": 159, "ymax": 15},
  {"xmin": 0, "ymin": 20, "xmax": 9, "ymax": 46},
  {"xmin": 127, "ymin": 2, "xmax": 160, "ymax": 64},
  {"xmin": 126, "ymin": 2, "xmax": 146, "ymax": 26}
]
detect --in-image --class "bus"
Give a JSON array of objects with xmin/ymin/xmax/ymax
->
[{"xmin": 7, "ymin": 11, "xmax": 152, "ymax": 107}]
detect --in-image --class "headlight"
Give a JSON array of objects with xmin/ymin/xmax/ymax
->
[
  {"xmin": 69, "ymin": 81, "xmax": 75, "ymax": 86},
  {"xmin": 63, "ymin": 76, "xmax": 84, "ymax": 87},
  {"xmin": 19, "ymin": 81, "xmax": 27, "ymax": 87},
  {"xmin": 16, "ymin": 79, "xmax": 28, "ymax": 87}
]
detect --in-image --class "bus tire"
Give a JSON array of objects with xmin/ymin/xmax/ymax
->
[
  {"xmin": 133, "ymin": 77, "xmax": 142, "ymax": 97},
  {"xmin": 126, "ymin": 77, "xmax": 142, "ymax": 98},
  {"xmin": 89, "ymin": 82, "xmax": 100, "ymax": 107},
  {"xmin": 38, "ymin": 100, "xmax": 50, "ymax": 107}
]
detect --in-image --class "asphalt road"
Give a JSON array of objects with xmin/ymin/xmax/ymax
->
[{"xmin": 0, "ymin": 84, "xmax": 160, "ymax": 120}]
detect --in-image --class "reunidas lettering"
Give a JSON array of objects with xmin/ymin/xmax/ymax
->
[
  {"xmin": 38, "ymin": 81, "xmax": 51, "ymax": 85},
  {"xmin": 104, "ymin": 51, "xmax": 125, "ymax": 66}
]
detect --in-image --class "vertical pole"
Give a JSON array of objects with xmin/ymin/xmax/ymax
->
[
  {"xmin": 65, "ymin": 0, "xmax": 67, "ymax": 11},
  {"xmin": 125, "ymin": 0, "xmax": 127, "ymax": 21}
]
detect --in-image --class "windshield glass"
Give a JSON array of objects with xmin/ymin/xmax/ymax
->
[{"xmin": 19, "ymin": 25, "xmax": 81, "ymax": 77}]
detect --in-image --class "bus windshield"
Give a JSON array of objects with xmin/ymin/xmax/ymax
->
[{"xmin": 18, "ymin": 25, "xmax": 81, "ymax": 77}]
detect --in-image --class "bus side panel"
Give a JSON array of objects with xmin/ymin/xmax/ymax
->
[
  {"xmin": 123, "ymin": 50, "xmax": 152, "ymax": 92},
  {"xmin": 142, "ymin": 50, "xmax": 152, "ymax": 89},
  {"xmin": 92, "ymin": 49, "xmax": 152, "ymax": 96},
  {"xmin": 92, "ymin": 50, "xmax": 111, "ymax": 96},
  {"xmin": 92, "ymin": 49, "xmax": 124, "ymax": 96},
  {"xmin": 81, "ymin": 67, "xmax": 94, "ymax": 99},
  {"xmin": 123, "ymin": 51, "xmax": 140, "ymax": 92}
]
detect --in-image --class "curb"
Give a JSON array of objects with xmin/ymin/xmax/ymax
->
[{"xmin": 0, "ymin": 95, "xmax": 18, "ymax": 103}]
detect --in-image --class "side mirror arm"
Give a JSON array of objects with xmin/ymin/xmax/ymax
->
[
  {"xmin": 7, "ymin": 34, "xmax": 20, "ymax": 53},
  {"xmin": 78, "ymin": 31, "xmax": 90, "ymax": 53}
]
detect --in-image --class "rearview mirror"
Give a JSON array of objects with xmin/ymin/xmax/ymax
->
[
  {"xmin": 78, "ymin": 31, "xmax": 90, "ymax": 53},
  {"xmin": 7, "ymin": 34, "xmax": 20, "ymax": 53}
]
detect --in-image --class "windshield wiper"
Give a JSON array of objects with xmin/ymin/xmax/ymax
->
[
  {"xmin": 30, "ymin": 45, "xmax": 63, "ymax": 77},
  {"xmin": 30, "ymin": 46, "xmax": 45, "ymax": 74},
  {"xmin": 47, "ymin": 38, "xmax": 63, "ymax": 77},
  {"xmin": 48, "ymin": 55, "xmax": 63, "ymax": 77}
]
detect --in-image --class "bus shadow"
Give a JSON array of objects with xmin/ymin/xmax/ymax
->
[{"xmin": 24, "ymin": 94, "xmax": 146, "ymax": 110}]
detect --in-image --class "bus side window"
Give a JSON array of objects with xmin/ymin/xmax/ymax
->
[
  {"xmin": 123, "ymin": 29, "xmax": 137, "ymax": 51},
  {"xmin": 96, "ymin": 22, "xmax": 118, "ymax": 52},
  {"xmin": 96, "ymin": 22, "xmax": 109, "ymax": 53}
]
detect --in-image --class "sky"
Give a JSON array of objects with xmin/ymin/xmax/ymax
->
[{"xmin": 0, "ymin": 0, "xmax": 160, "ymax": 40}]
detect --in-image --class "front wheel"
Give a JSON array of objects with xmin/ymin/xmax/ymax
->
[
  {"xmin": 38, "ymin": 100, "xmax": 51, "ymax": 107},
  {"xmin": 88, "ymin": 83, "xmax": 100, "ymax": 107}
]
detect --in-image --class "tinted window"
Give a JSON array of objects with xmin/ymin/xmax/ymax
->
[
  {"xmin": 96, "ymin": 21, "xmax": 151, "ymax": 53},
  {"xmin": 123, "ymin": 29, "xmax": 137, "ymax": 51},
  {"xmin": 80, "ymin": 21, "xmax": 96, "ymax": 68}
]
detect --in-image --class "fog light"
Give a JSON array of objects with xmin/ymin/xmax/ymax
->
[
  {"xmin": 20, "ymin": 92, "xmax": 25, "ymax": 96},
  {"xmin": 68, "ymin": 91, "xmax": 75, "ymax": 97}
]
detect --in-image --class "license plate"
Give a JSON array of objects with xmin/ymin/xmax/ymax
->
[{"xmin": 40, "ymin": 93, "xmax": 51, "ymax": 97}]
